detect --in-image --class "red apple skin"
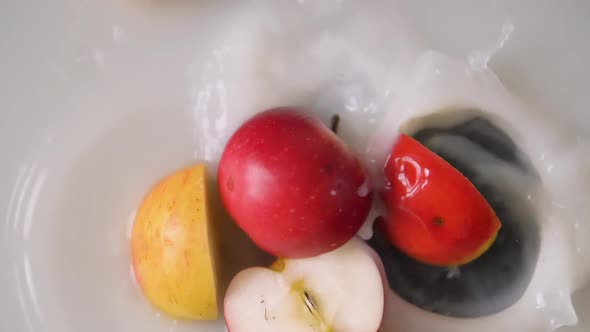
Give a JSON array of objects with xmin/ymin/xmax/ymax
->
[
  {"xmin": 218, "ymin": 107, "xmax": 373, "ymax": 258},
  {"xmin": 382, "ymin": 134, "xmax": 501, "ymax": 266}
]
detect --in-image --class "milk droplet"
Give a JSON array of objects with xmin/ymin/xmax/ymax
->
[
  {"xmin": 126, "ymin": 210, "xmax": 137, "ymax": 240},
  {"xmin": 446, "ymin": 267, "xmax": 461, "ymax": 279},
  {"xmin": 536, "ymin": 293, "xmax": 547, "ymax": 309},
  {"xmin": 112, "ymin": 25, "xmax": 122, "ymax": 42},
  {"xmin": 467, "ymin": 22, "xmax": 514, "ymax": 70},
  {"xmin": 357, "ymin": 179, "xmax": 370, "ymax": 197},
  {"xmin": 357, "ymin": 219, "xmax": 374, "ymax": 240},
  {"xmin": 358, "ymin": 210, "xmax": 383, "ymax": 241},
  {"xmin": 129, "ymin": 264, "xmax": 140, "ymax": 292}
]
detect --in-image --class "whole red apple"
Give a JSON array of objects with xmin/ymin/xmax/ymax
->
[{"xmin": 218, "ymin": 107, "xmax": 373, "ymax": 258}]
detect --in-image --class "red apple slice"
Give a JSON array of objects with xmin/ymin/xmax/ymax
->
[{"xmin": 382, "ymin": 134, "xmax": 501, "ymax": 266}]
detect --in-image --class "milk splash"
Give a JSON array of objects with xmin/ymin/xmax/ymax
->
[{"xmin": 368, "ymin": 24, "xmax": 590, "ymax": 332}]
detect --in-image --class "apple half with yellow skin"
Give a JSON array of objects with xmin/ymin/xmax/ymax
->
[
  {"xmin": 131, "ymin": 163, "xmax": 219, "ymax": 320},
  {"xmin": 223, "ymin": 239, "xmax": 384, "ymax": 332}
]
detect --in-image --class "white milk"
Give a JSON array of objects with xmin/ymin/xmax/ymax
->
[{"xmin": 3, "ymin": 1, "xmax": 588, "ymax": 332}]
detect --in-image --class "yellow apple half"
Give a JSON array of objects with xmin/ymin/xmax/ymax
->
[{"xmin": 131, "ymin": 163, "xmax": 219, "ymax": 320}]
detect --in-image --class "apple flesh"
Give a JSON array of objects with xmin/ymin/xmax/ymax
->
[
  {"xmin": 223, "ymin": 239, "xmax": 384, "ymax": 332},
  {"xmin": 218, "ymin": 107, "xmax": 373, "ymax": 258},
  {"xmin": 131, "ymin": 164, "xmax": 219, "ymax": 320}
]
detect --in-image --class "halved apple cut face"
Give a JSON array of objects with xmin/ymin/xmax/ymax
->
[{"xmin": 224, "ymin": 239, "xmax": 384, "ymax": 332}]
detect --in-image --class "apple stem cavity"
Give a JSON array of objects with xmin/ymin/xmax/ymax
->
[{"xmin": 330, "ymin": 114, "xmax": 340, "ymax": 134}]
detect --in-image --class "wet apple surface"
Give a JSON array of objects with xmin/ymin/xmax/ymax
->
[
  {"xmin": 218, "ymin": 108, "xmax": 373, "ymax": 259},
  {"xmin": 369, "ymin": 115, "xmax": 542, "ymax": 318},
  {"xmin": 381, "ymin": 133, "xmax": 502, "ymax": 267}
]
